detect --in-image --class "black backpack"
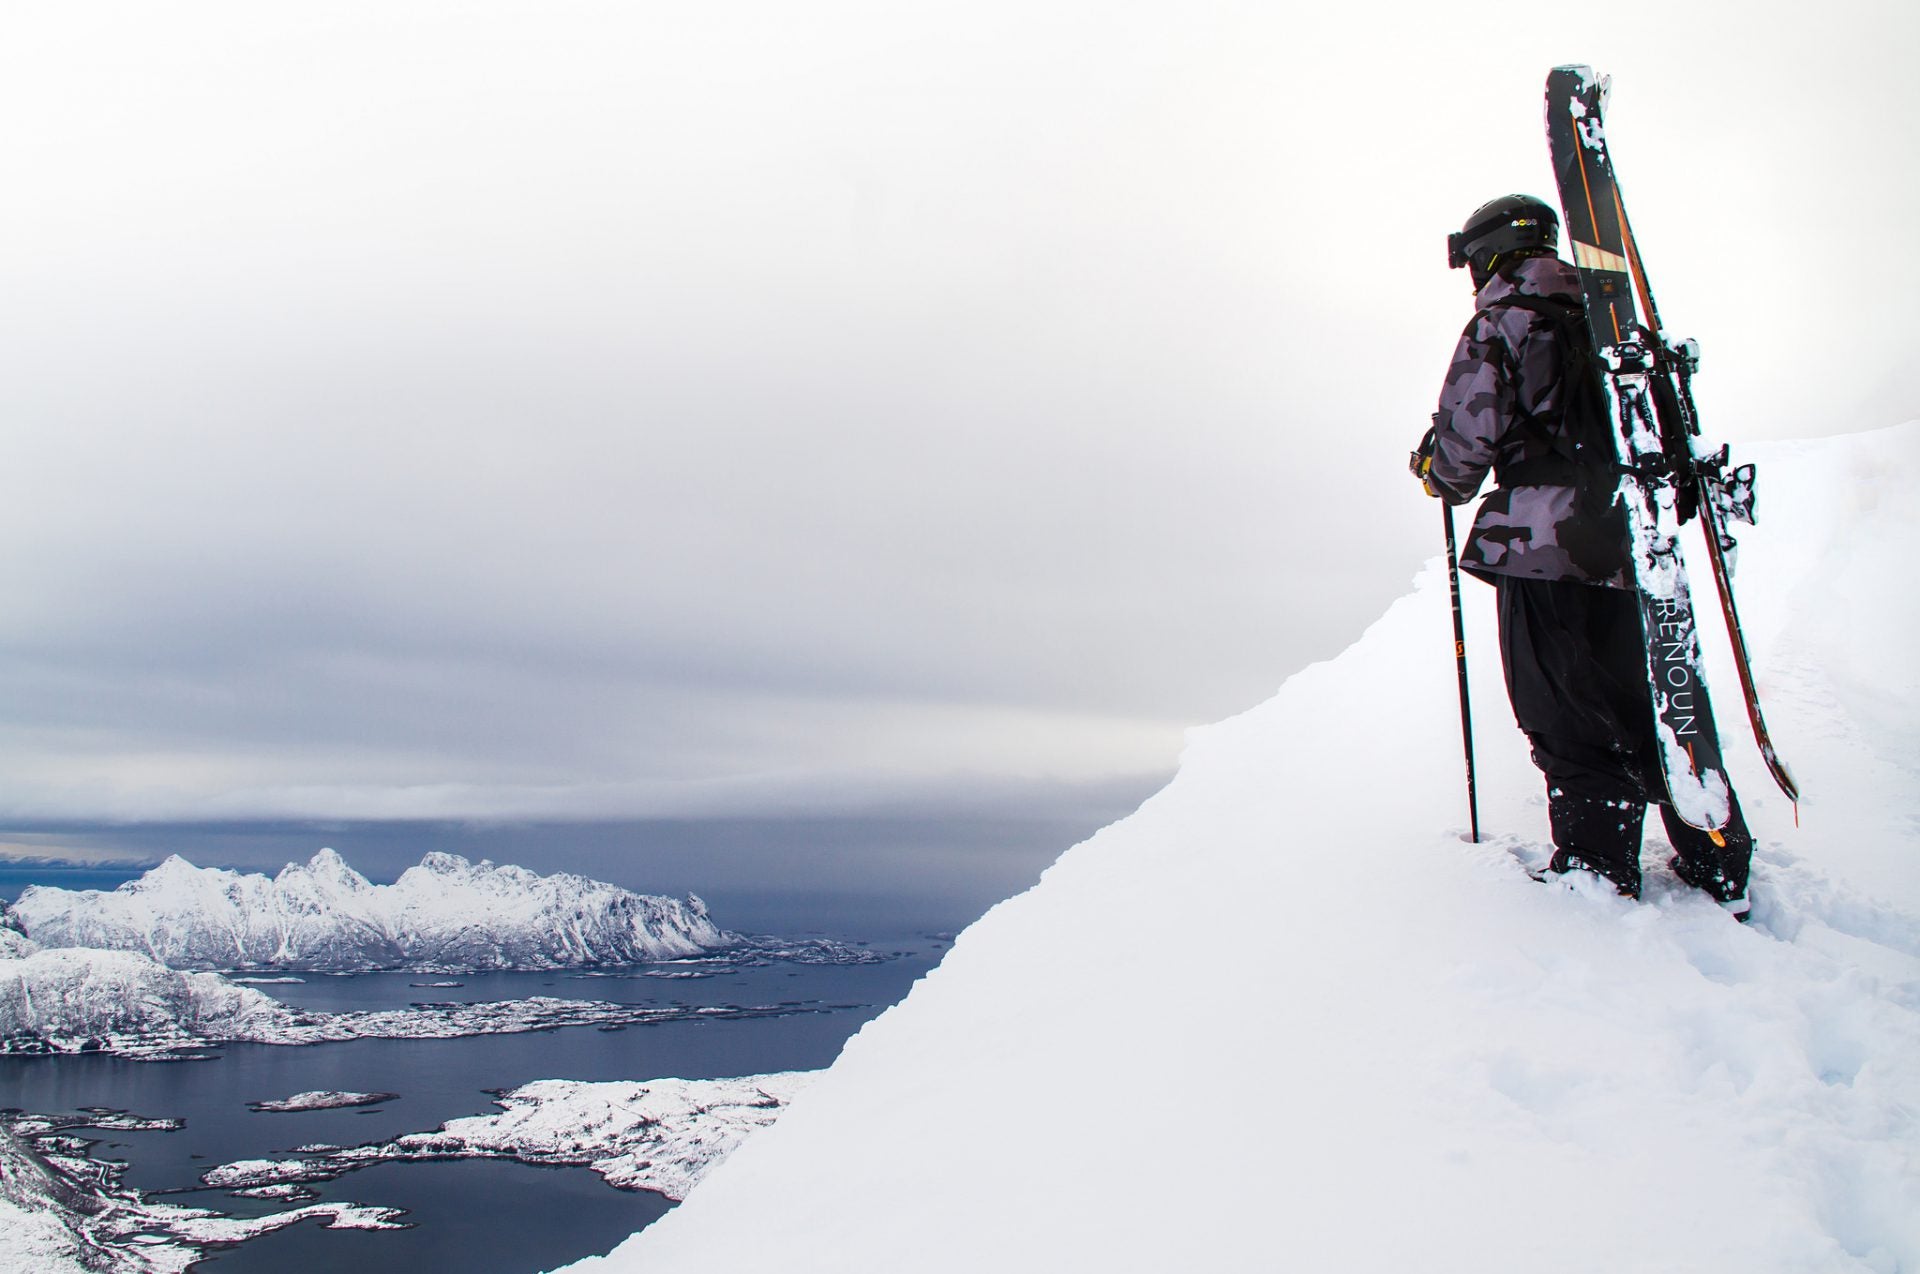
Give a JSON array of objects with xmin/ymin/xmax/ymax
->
[
  {"xmin": 1477, "ymin": 294, "xmax": 1635, "ymax": 575},
  {"xmin": 1478, "ymin": 293, "xmax": 1618, "ymax": 512}
]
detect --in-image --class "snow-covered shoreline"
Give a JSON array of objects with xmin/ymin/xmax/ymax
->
[
  {"xmin": 0, "ymin": 952, "xmax": 837, "ymax": 1060},
  {"xmin": 203, "ymin": 1074, "xmax": 815, "ymax": 1202},
  {"xmin": 0, "ymin": 1111, "xmax": 408, "ymax": 1274},
  {"xmin": 0, "ymin": 1074, "xmax": 813, "ymax": 1273}
]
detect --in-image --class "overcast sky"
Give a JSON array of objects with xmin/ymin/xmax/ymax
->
[{"xmin": 0, "ymin": 2, "xmax": 1912, "ymax": 898}]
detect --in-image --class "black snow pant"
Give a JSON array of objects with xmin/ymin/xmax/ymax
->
[{"xmin": 1494, "ymin": 575, "xmax": 1752, "ymax": 897}]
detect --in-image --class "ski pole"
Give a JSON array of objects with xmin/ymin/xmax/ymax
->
[{"xmin": 1442, "ymin": 500, "xmax": 1481, "ymax": 843}]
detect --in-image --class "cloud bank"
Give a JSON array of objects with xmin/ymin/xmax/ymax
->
[{"xmin": 0, "ymin": 1, "xmax": 1910, "ymax": 824}]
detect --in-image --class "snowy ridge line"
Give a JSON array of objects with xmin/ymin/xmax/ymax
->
[
  {"xmin": 7, "ymin": 849, "xmax": 734, "ymax": 973},
  {"xmin": 556, "ymin": 425, "xmax": 1920, "ymax": 1274}
]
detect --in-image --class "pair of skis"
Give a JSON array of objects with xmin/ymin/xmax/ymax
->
[
  {"xmin": 1543, "ymin": 65, "xmax": 1798, "ymax": 831},
  {"xmin": 1450, "ymin": 66, "xmax": 1798, "ymax": 844}
]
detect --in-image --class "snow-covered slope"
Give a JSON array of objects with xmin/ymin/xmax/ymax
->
[
  {"xmin": 0, "ymin": 907, "xmax": 35, "ymax": 959},
  {"xmin": 0, "ymin": 1124, "xmax": 128, "ymax": 1274},
  {"xmin": 12, "ymin": 850, "xmax": 729, "ymax": 971},
  {"xmin": 562, "ymin": 424, "xmax": 1920, "ymax": 1274},
  {"xmin": 0, "ymin": 947, "xmax": 292, "ymax": 1054}
]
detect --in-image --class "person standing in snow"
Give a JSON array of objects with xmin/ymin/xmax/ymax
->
[{"xmin": 1410, "ymin": 194, "xmax": 1754, "ymax": 918}]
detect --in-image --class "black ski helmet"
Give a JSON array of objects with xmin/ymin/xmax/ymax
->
[{"xmin": 1447, "ymin": 194, "xmax": 1559, "ymax": 278}]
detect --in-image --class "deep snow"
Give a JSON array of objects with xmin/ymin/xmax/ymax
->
[{"xmin": 560, "ymin": 424, "xmax": 1920, "ymax": 1273}]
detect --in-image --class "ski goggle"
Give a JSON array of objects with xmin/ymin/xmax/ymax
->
[
  {"xmin": 1448, "ymin": 212, "xmax": 1555, "ymax": 270},
  {"xmin": 1447, "ymin": 230, "xmax": 1472, "ymax": 270}
]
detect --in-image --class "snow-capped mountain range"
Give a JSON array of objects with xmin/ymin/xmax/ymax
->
[{"xmin": 9, "ymin": 849, "xmax": 730, "ymax": 972}]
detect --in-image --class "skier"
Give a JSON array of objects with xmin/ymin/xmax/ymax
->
[{"xmin": 1411, "ymin": 194, "xmax": 1754, "ymax": 918}]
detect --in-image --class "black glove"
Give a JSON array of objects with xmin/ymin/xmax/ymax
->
[{"xmin": 1410, "ymin": 423, "xmax": 1441, "ymax": 498}]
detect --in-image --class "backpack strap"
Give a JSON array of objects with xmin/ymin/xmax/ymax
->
[
  {"xmin": 1475, "ymin": 294, "xmax": 1585, "ymax": 396},
  {"xmin": 1473, "ymin": 294, "xmax": 1609, "ymax": 488},
  {"xmin": 1481, "ymin": 293, "xmax": 1584, "ymax": 323}
]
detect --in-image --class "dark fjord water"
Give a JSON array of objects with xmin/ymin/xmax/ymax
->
[{"xmin": 0, "ymin": 946, "xmax": 945, "ymax": 1273}]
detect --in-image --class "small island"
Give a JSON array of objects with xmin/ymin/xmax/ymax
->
[
  {"xmin": 248, "ymin": 1090, "xmax": 400, "ymax": 1113},
  {"xmin": 205, "ymin": 1073, "xmax": 814, "ymax": 1202}
]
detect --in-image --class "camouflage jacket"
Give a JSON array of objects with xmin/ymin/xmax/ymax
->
[{"xmin": 1427, "ymin": 254, "xmax": 1629, "ymax": 588}]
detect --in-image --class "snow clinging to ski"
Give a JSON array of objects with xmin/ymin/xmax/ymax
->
[{"xmin": 1544, "ymin": 64, "xmax": 1798, "ymax": 826}]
